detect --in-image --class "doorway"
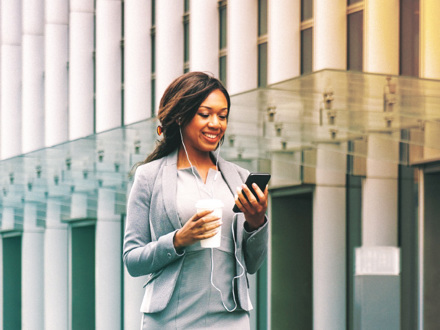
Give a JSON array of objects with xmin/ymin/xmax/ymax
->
[{"xmin": 270, "ymin": 187, "xmax": 313, "ymax": 330}]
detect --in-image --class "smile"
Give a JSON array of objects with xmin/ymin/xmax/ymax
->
[{"xmin": 202, "ymin": 132, "xmax": 221, "ymax": 141}]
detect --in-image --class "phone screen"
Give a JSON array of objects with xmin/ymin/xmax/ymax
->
[{"xmin": 233, "ymin": 173, "xmax": 271, "ymax": 212}]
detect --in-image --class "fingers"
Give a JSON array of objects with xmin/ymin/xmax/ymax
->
[{"xmin": 236, "ymin": 184, "xmax": 268, "ymax": 213}]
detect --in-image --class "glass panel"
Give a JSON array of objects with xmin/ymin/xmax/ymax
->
[
  {"xmin": 219, "ymin": 5, "xmax": 227, "ymax": 49},
  {"xmin": 258, "ymin": 42, "xmax": 268, "ymax": 87},
  {"xmin": 301, "ymin": 0, "xmax": 313, "ymax": 21},
  {"xmin": 301, "ymin": 28, "xmax": 313, "ymax": 75},
  {"xmin": 400, "ymin": 0, "xmax": 419, "ymax": 77},
  {"xmin": 151, "ymin": 34, "xmax": 155, "ymax": 73},
  {"xmin": 258, "ymin": 0, "xmax": 268, "ymax": 36},
  {"xmin": 184, "ymin": 0, "xmax": 190, "ymax": 12},
  {"xmin": 348, "ymin": 0, "xmax": 363, "ymax": 4},
  {"xmin": 347, "ymin": 11, "xmax": 363, "ymax": 71},
  {"xmin": 151, "ymin": 0, "xmax": 155, "ymax": 26},
  {"xmin": 151, "ymin": 78, "xmax": 156, "ymax": 117},
  {"xmin": 219, "ymin": 55, "xmax": 227, "ymax": 87}
]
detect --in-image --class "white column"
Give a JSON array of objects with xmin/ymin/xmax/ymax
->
[
  {"xmin": 69, "ymin": 0, "xmax": 95, "ymax": 140},
  {"xmin": 362, "ymin": 135, "xmax": 399, "ymax": 246},
  {"xmin": 22, "ymin": 203, "xmax": 45, "ymax": 330},
  {"xmin": 44, "ymin": 199, "xmax": 69, "ymax": 330},
  {"xmin": 155, "ymin": 0, "xmax": 183, "ymax": 111},
  {"xmin": 22, "ymin": 0, "xmax": 45, "ymax": 154},
  {"xmin": 228, "ymin": 0, "xmax": 258, "ymax": 94},
  {"xmin": 313, "ymin": 147, "xmax": 347, "ymax": 330},
  {"xmin": 314, "ymin": 0, "xmax": 346, "ymax": 71},
  {"xmin": 45, "ymin": 0, "xmax": 69, "ymax": 147},
  {"xmin": 190, "ymin": 0, "xmax": 218, "ymax": 74},
  {"xmin": 1, "ymin": 0, "xmax": 22, "ymax": 159},
  {"xmin": 124, "ymin": 0, "xmax": 151, "ymax": 124},
  {"xmin": 420, "ymin": 0, "xmax": 440, "ymax": 79},
  {"xmin": 96, "ymin": 0, "xmax": 121, "ymax": 132},
  {"xmin": 364, "ymin": 0, "xmax": 399, "ymax": 75},
  {"xmin": 96, "ymin": 189, "xmax": 121, "ymax": 329},
  {"xmin": 123, "ymin": 269, "xmax": 145, "ymax": 330},
  {"xmin": 268, "ymin": 0, "xmax": 300, "ymax": 84}
]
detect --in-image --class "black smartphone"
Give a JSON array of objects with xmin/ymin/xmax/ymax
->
[{"xmin": 233, "ymin": 173, "xmax": 271, "ymax": 212}]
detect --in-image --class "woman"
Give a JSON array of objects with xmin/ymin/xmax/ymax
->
[{"xmin": 123, "ymin": 72, "xmax": 268, "ymax": 329}]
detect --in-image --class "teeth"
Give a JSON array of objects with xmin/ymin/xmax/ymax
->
[{"xmin": 205, "ymin": 134, "xmax": 217, "ymax": 139}]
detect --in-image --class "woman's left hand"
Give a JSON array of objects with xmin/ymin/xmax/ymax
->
[{"xmin": 235, "ymin": 183, "xmax": 268, "ymax": 231}]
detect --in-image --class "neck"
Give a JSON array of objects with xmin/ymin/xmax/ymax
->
[{"xmin": 177, "ymin": 146, "xmax": 215, "ymax": 170}]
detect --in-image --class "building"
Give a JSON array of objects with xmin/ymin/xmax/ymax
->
[{"xmin": 0, "ymin": 0, "xmax": 439, "ymax": 329}]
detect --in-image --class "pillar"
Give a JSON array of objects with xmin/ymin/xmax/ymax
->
[
  {"xmin": 44, "ymin": 199, "xmax": 69, "ymax": 330},
  {"xmin": 190, "ymin": 0, "xmax": 218, "ymax": 74},
  {"xmin": 22, "ymin": 203, "xmax": 44, "ymax": 329},
  {"xmin": 124, "ymin": 0, "xmax": 151, "ymax": 124},
  {"xmin": 1, "ymin": 0, "xmax": 22, "ymax": 159},
  {"xmin": 96, "ymin": 0, "xmax": 122, "ymax": 132},
  {"xmin": 22, "ymin": 0, "xmax": 45, "ymax": 153},
  {"xmin": 45, "ymin": 0, "xmax": 69, "ymax": 147},
  {"xmin": 364, "ymin": 0, "xmax": 400, "ymax": 74},
  {"xmin": 362, "ymin": 135, "xmax": 399, "ymax": 246},
  {"xmin": 313, "ymin": 147, "xmax": 347, "ymax": 330},
  {"xmin": 268, "ymin": 0, "xmax": 300, "ymax": 84},
  {"xmin": 96, "ymin": 189, "xmax": 121, "ymax": 329},
  {"xmin": 228, "ymin": 0, "xmax": 258, "ymax": 94},
  {"xmin": 314, "ymin": 0, "xmax": 346, "ymax": 71},
  {"xmin": 69, "ymin": 0, "xmax": 95, "ymax": 140},
  {"xmin": 420, "ymin": 0, "xmax": 440, "ymax": 79},
  {"xmin": 155, "ymin": 0, "xmax": 183, "ymax": 111}
]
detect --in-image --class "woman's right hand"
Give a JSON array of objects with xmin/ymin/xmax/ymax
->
[{"xmin": 173, "ymin": 209, "xmax": 222, "ymax": 250}]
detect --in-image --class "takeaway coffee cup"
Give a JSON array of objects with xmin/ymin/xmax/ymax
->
[{"xmin": 195, "ymin": 199, "xmax": 224, "ymax": 248}]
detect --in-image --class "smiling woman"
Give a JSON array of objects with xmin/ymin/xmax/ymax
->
[{"xmin": 123, "ymin": 72, "xmax": 269, "ymax": 329}]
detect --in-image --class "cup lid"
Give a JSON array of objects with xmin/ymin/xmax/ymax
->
[{"xmin": 195, "ymin": 198, "xmax": 224, "ymax": 209}]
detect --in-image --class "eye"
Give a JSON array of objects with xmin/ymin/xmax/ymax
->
[{"xmin": 198, "ymin": 113, "xmax": 209, "ymax": 118}]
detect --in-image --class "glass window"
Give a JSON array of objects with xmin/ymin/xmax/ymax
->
[
  {"xmin": 184, "ymin": 18, "xmax": 190, "ymax": 64},
  {"xmin": 301, "ymin": 0, "xmax": 313, "ymax": 21},
  {"xmin": 151, "ymin": 78, "xmax": 156, "ymax": 117},
  {"xmin": 184, "ymin": 0, "xmax": 190, "ymax": 12},
  {"xmin": 151, "ymin": 33, "xmax": 155, "ymax": 74},
  {"xmin": 400, "ymin": 0, "xmax": 419, "ymax": 76},
  {"xmin": 301, "ymin": 28, "xmax": 313, "ymax": 74},
  {"xmin": 219, "ymin": 56, "xmax": 227, "ymax": 87},
  {"xmin": 348, "ymin": 0, "xmax": 363, "ymax": 4},
  {"xmin": 219, "ymin": 4, "xmax": 227, "ymax": 50},
  {"xmin": 151, "ymin": 0, "xmax": 155, "ymax": 26},
  {"xmin": 258, "ymin": 0, "xmax": 268, "ymax": 36},
  {"xmin": 258, "ymin": 42, "xmax": 268, "ymax": 87},
  {"xmin": 347, "ymin": 11, "xmax": 363, "ymax": 71}
]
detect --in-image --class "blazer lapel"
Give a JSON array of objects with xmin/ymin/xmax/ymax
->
[
  {"xmin": 215, "ymin": 154, "xmax": 245, "ymax": 195},
  {"xmin": 162, "ymin": 150, "xmax": 182, "ymax": 230}
]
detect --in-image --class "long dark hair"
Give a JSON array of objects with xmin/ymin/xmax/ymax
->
[{"xmin": 131, "ymin": 72, "xmax": 230, "ymax": 174}]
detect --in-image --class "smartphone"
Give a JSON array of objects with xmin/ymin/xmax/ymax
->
[{"xmin": 233, "ymin": 173, "xmax": 271, "ymax": 212}]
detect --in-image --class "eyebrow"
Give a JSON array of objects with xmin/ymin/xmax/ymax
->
[{"xmin": 199, "ymin": 106, "xmax": 228, "ymax": 111}]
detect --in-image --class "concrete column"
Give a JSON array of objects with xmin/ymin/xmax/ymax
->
[
  {"xmin": 314, "ymin": 0, "xmax": 346, "ymax": 71},
  {"xmin": 123, "ymin": 268, "xmax": 145, "ymax": 330},
  {"xmin": 96, "ymin": 189, "xmax": 121, "ymax": 329},
  {"xmin": 313, "ymin": 147, "xmax": 347, "ymax": 330},
  {"xmin": 420, "ymin": 0, "xmax": 440, "ymax": 79},
  {"xmin": 69, "ymin": 0, "xmax": 95, "ymax": 140},
  {"xmin": 44, "ymin": 199, "xmax": 69, "ymax": 330},
  {"xmin": 190, "ymin": 0, "xmax": 218, "ymax": 74},
  {"xmin": 22, "ymin": 203, "xmax": 44, "ymax": 330},
  {"xmin": 124, "ymin": 0, "xmax": 151, "ymax": 124},
  {"xmin": 362, "ymin": 135, "xmax": 399, "ymax": 246},
  {"xmin": 268, "ymin": 0, "xmax": 300, "ymax": 84},
  {"xmin": 228, "ymin": 0, "xmax": 258, "ymax": 94},
  {"xmin": 1, "ymin": 0, "xmax": 22, "ymax": 159},
  {"xmin": 364, "ymin": 0, "xmax": 399, "ymax": 75},
  {"xmin": 155, "ymin": 0, "xmax": 183, "ymax": 112},
  {"xmin": 22, "ymin": 0, "xmax": 45, "ymax": 154},
  {"xmin": 96, "ymin": 0, "xmax": 122, "ymax": 132},
  {"xmin": 45, "ymin": 0, "xmax": 69, "ymax": 147}
]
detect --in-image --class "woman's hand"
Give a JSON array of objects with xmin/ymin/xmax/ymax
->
[
  {"xmin": 235, "ymin": 183, "xmax": 268, "ymax": 231},
  {"xmin": 173, "ymin": 209, "xmax": 222, "ymax": 250}
]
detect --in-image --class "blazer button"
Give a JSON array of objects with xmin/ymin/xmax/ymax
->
[{"xmin": 167, "ymin": 253, "xmax": 172, "ymax": 258}]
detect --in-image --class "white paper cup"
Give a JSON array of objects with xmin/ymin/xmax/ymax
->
[{"xmin": 195, "ymin": 199, "xmax": 224, "ymax": 248}]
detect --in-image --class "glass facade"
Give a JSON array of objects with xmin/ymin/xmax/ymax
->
[{"xmin": 347, "ymin": 11, "xmax": 363, "ymax": 71}]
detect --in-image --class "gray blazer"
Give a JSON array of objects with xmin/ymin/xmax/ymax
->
[{"xmin": 123, "ymin": 149, "xmax": 268, "ymax": 313}]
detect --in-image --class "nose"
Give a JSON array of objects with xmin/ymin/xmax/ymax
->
[{"xmin": 208, "ymin": 115, "xmax": 221, "ymax": 128}]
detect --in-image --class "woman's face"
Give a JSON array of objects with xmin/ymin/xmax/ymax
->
[{"xmin": 181, "ymin": 89, "xmax": 229, "ymax": 155}]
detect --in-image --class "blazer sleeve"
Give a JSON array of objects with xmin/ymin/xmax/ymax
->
[
  {"xmin": 123, "ymin": 165, "xmax": 184, "ymax": 277},
  {"xmin": 242, "ymin": 218, "xmax": 268, "ymax": 274}
]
